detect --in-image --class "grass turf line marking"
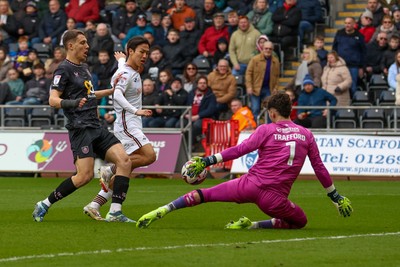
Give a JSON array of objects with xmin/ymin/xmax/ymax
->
[{"xmin": 1, "ymin": 231, "xmax": 399, "ymax": 263}]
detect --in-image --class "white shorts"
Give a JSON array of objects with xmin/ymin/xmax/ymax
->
[{"xmin": 114, "ymin": 129, "xmax": 150, "ymax": 155}]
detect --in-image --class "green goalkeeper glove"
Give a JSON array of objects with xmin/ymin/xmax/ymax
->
[
  {"xmin": 187, "ymin": 155, "xmax": 218, "ymax": 177},
  {"xmin": 327, "ymin": 189, "xmax": 353, "ymax": 217}
]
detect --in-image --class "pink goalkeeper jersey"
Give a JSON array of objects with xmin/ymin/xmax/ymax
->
[{"xmin": 221, "ymin": 120, "xmax": 333, "ymax": 196}]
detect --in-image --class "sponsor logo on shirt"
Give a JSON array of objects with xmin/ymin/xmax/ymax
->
[{"xmin": 53, "ymin": 75, "xmax": 61, "ymax": 85}]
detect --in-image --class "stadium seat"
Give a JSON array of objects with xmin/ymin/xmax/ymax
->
[
  {"xmin": 388, "ymin": 108, "xmax": 400, "ymax": 128},
  {"xmin": 360, "ymin": 108, "xmax": 385, "ymax": 129},
  {"xmin": 201, "ymin": 119, "xmax": 239, "ymax": 171},
  {"xmin": 114, "ymin": 42, "xmax": 123, "ymax": 52},
  {"xmin": 192, "ymin": 58, "xmax": 211, "ymax": 74},
  {"xmin": 54, "ymin": 108, "xmax": 67, "ymax": 128},
  {"xmin": 28, "ymin": 107, "xmax": 53, "ymax": 127},
  {"xmin": 377, "ymin": 90, "xmax": 395, "ymax": 106},
  {"xmin": 4, "ymin": 107, "xmax": 26, "ymax": 127},
  {"xmin": 351, "ymin": 91, "xmax": 372, "ymax": 117},
  {"xmin": 234, "ymin": 74, "xmax": 244, "ymax": 88},
  {"xmin": 352, "ymin": 91, "xmax": 371, "ymax": 105},
  {"xmin": 8, "ymin": 42, "xmax": 18, "ymax": 52},
  {"xmin": 333, "ymin": 109, "xmax": 357, "ymax": 129},
  {"xmin": 367, "ymin": 74, "xmax": 389, "ymax": 102},
  {"xmin": 33, "ymin": 43, "xmax": 52, "ymax": 60}
]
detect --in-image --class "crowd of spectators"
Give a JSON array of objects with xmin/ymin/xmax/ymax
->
[{"xmin": 1, "ymin": 0, "xmax": 400, "ymax": 145}]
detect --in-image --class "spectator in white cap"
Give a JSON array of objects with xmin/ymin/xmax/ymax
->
[{"xmin": 357, "ymin": 10, "xmax": 376, "ymax": 43}]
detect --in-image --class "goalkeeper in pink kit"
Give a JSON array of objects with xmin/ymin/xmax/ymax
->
[{"xmin": 137, "ymin": 92, "xmax": 353, "ymax": 229}]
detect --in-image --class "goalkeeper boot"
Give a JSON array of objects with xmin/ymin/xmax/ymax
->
[
  {"xmin": 105, "ymin": 211, "xmax": 135, "ymax": 223},
  {"xmin": 99, "ymin": 165, "xmax": 113, "ymax": 193},
  {"xmin": 32, "ymin": 201, "xmax": 49, "ymax": 222},
  {"xmin": 136, "ymin": 207, "xmax": 168, "ymax": 228},
  {"xmin": 225, "ymin": 216, "xmax": 252, "ymax": 229},
  {"xmin": 83, "ymin": 204, "xmax": 104, "ymax": 221}
]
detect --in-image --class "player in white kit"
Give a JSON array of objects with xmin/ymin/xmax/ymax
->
[{"xmin": 84, "ymin": 37, "xmax": 156, "ymax": 222}]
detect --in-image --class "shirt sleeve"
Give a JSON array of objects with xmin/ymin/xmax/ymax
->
[
  {"xmin": 51, "ymin": 67, "xmax": 68, "ymax": 93},
  {"xmin": 113, "ymin": 88, "xmax": 138, "ymax": 115},
  {"xmin": 307, "ymin": 133, "xmax": 333, "ymax": 189},
  {"xmin": 221, "ymin": 125, "xmax": 267, "ymax": 161}
]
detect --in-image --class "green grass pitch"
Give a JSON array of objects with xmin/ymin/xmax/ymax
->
[{"xmin": 0, "ymin": 177, "xmax": 399, "ymax": 267}]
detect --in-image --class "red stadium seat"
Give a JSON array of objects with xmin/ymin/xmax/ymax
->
[{"xmin": 201, "ymin": 119, "xmax": 239, "ymax": 171}]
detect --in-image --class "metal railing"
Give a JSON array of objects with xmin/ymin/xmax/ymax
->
[
  {"xmin": 257, "ymin": 105, "xmax": 399, "ymax": 134},
  {"xmin": 0, "ymin": 104, "xmax": 195, "ymax": 157}
]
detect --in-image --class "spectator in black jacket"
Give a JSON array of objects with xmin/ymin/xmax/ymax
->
[
  {"xmin": 162, "ymin": 28, "xmax": 189, "ymax": 75},
  {"xmin": 142, "ymin": 78, "xmax": 161, "ymax": 128},
  {"xmin": 10, "ymin": 0, "xmax": 29, "ymax": 22},
  {"xmin": 111, "ymin": 0, "xmax": 142, "ymax": 43},
  {"xmin": 18, "ymin": 2, "xmax": 40, "ymax": 43},
  {"xmin": 297, "ymin": 0, "xmax": 323, "ymax": 48},
  {"xmin": 150, "ymin": 77, "xmax": 189, "ymax": 128},
  {"xmin": 364, "ymin": 31, "xmax": 388, "ymax": 81},
  {"xmin": 213, "ymin": 37, "xmax": 230, "ymax": 69},
  {"xmin": 197, "ymin": 0, "xmax": 220, "ymax": 33},
  {"xmin": 7, "ymin": 63, "xmax": 50, "ymax": 105},
  {"xmin": 269, "ymin": 0, "xmax": 302, "ymax": 57},
  {"xmin": 381, "ymin": 34, "xmax": 399, "ymax": 77},
  {"xmin": 185, "ymin": 75, "xmax": 217, "ymax": 144},
  {"xmin": 84, "ymin": 20, "xmax": 96, "ymax": 43},
  {"xmin": 333, "ymin": 17, "xmax": 367, "ymax": 97},
  {"xmin": 180, "ymin": 17, "xmax": 202, "ymax": 61},
  {"xmin": 0, "ymin": 82, "xmax": 14, "ymax": 104},
  {"xmin": 151, "ymin": 0, "xmax": 174, "ymax": 14},
  {"xmin": 225, "ymin": 0, "xmax": 253, "ymax": 15},
  {"xmin": 153, "ymin": 13, "xmax": 172, "ymax": 47},
  {"xmin": 0, "ymin": 0, "xmax": 20, "ymax": 45},
  {"xmin": 90, "ymin": 50, "xmax": 118, "ymax": 91},
  {"xmin": 38, "ymin": 0, "xmax": 67, "ymax": 47},
  {"xmin": 88, "ymin": 23, "xmax": 114, "ymax": 66},
  {"xmin": 227, "ymin": 10, "xmax": 239, "ymax": 37},
  {"xmin": 143, "ymin": 45, "xmax": 170, "ymax": 81}
]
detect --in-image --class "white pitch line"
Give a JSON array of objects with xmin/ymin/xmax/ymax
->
[{"xmin": 1, "ymin": 232, "xmax": 399, "ymax": 263}]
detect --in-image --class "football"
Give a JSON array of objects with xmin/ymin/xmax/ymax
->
[{"xmin": 181, "ymin": 160, "xmax": 207, "ymax": 185}]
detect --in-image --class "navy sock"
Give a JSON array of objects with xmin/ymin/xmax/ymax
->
[
  {"xmin": 47, "ymin": 177, "xmax": 77, "ymax": 204},
  {"xmin": 112, "ymin": 175, "xmax": 130, "ymax": 204},
  {"xmin": 258, "ymin": 220, "xmax": 274, "ymax": 229}
]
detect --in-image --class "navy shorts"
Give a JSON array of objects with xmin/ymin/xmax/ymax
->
[{"xmin": 68, "ymin": 127, "xmax": 120, "ymax": 162}]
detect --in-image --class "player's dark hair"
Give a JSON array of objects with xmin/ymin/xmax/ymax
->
[
  {"xmin": 126, "ymin": 36, "xmax": 150, "ymax": 55},
  {"xmin": 62, "ymin": 29, "xmax": 85, "ymax": 50},
  {"xmin": 266, "ymin": 92, "xmax": 292, "ymax": 118}
]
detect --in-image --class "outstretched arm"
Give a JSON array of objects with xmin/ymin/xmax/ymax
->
[
  {"xmin": 308, "ymin": 138, "xmax": 353, "ymax": 218},
  {"xmin": 49, "ymin": 89, "xmax": 86, "ymax": 109}
]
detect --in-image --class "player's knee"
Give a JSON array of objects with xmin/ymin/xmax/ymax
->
[
  {"xmin": 147, "ymin": 150, "xmax": 157, "ymax": 165},
  {"xmin": 183, "ymin": 189, "xmax": 204, "ymax": 207},
  {"xmin": 117, "ymin": 155, "xmax": 131, "ymax": 172},
  {"xmin": 74, "ymin": 170, "xmax": 93, "ymax": 187},
  {"xmin": 293, "ymin": 215, "xmax": 307, "ymax": 229}
]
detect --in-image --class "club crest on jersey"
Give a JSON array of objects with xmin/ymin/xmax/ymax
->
[
  {"xmin": 119, "ymin": 76, "xmax": 128, "ymax": 86},
  {"xmin": 74, "ymin": 72, "xmax": 79, "ymax": 77},
  {"xmin": 81, "ymin": 146, "xmax": 89, "ymax": 154},
  {"xmin": 53, "ymin": 75, "xmax": 61, "ymax": 85}
]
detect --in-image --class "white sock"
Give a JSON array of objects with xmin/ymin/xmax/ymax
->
[
  {"xmin": 89, "ymin": 190, "xmax": 112, "ymax": 210},
  {"xmin": 110, "ymin": 203, "xmax": 122, "ymax": 213},
  {"xmin": 43, "ymin": 198, "xmax": 51, "ymax": 207}
]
